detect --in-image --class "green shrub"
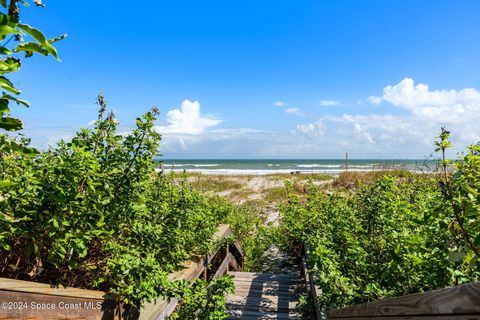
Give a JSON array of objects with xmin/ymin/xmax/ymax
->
[
  {"xmin": 169, "ymin": 276, "xmax": 234, "ymax": 320},
  {"xmin": 0, "ymin": 102, "xmax": 229, "ymax": 307},
  {"xmin": 279, "ymin": 133, "xmax": 480, "ymax": 309}
]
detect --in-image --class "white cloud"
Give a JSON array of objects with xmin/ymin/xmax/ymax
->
[
  {"xmin": 294, "ymin": 78, "xmax": 480, "ymax": 157},
  {"xmin": 159, "ymin": 78, "xmax": 480, "ymax": 158},
  {"xmin": 367, "ymin": 96, "xmax": 382, "ymax": 106},
  {"xmin": 155, "ymin": 100, "xmax": 222, "ymax": 135},
  {"xmin": 273, "ymin": 101, "xmax": 287, "ymax": 107},
  {"xmin": 284, "ymin": 107, "xmax": 303, "ymax": 116},
  {"xmin": 369, "ymin": 77, "xmax": 480, "ymax": 123},
  {"xmin": 319, "ymin": 99, "xmax": 340, "ymax": 106},
  {"xmin": 295, "ymin": 122, "xmax": 324, "ymax": 137}
]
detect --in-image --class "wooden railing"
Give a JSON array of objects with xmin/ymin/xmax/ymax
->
[
  {"xmin": 0, "ymin": 224, "xmax": 243, "ymax": 320},
  {"xmin": 300, "ymin": 243, "xmax": 480, "ymax": 319},
  {"xmin": 139, "ymin": 224, "xmax": 243, "ymax": 319},
  {"xmin": 328, "ymin": 282, "xmax": 480, "ymax": 319},
  {"xmin": 299, "ymin": 242, "xmax": 322, "ymax": 320}
]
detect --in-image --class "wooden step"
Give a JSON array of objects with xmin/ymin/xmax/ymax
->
[
  {"xmin": 229, "ymin": 272, "xmax": 301, "ymax": 281},
  {"xmin": 226, "ymin": 271, "xmax": 305, "ymax": 319},
  {"xmin": 227, "ymin": 308, "xmax": 302, "ymax": 319}
]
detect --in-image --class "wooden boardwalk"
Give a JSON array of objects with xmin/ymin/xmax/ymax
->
[{"xmin": 226, "ymin": 271, "xmax": 305, "ymax": 319}]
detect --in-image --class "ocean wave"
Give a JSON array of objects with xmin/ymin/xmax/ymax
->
[
  {"xmin": 296, "ymin": 164, "xmax": 342, "ymax": 168},
  {"xmin": 348, "ymin": 165, "xmax": 374, "ymax": 168},
  {"xmin": 267, "ymin": 164, "xmax": 281, "ymax": 167},
  {"xmin": 161, "ymin": 163, "xmax": 219, "ymax": 168},
  {"xmin": 192, "ymin": 164, "xmax": 219, "ymax": 167},
  {"xmin": 157, "ymin": 168, "xmax": 398, "ymax": 175}
]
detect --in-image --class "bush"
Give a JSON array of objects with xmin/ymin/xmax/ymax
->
[
  {"xmin": 0, "ymin": 102, "xmax": 229, "ymax": 307},
  {"xmin": 280, "ymin": 142, "xmax": 480, "ymax": 309}
]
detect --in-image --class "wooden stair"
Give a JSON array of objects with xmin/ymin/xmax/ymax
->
[{"xmin": 226, "ymin": 271, "xmax": 305, "ymax": 319}]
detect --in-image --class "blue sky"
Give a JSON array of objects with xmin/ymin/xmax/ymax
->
[{"xmin": 10, "ymin": 0, "xmax": 480, "ymax": 158}]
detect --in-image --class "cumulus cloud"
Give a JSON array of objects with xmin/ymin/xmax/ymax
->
[
  {"xmin": 369, "ymin": 77, "xmax": 480, "ymax": 123},
  {"xmin": 284, "ymin": 107, "xmax": 303, "ymax": 116},
  {"xmin": 159, "ymin": 78, "xmax": 480, "ymax": 158},
  {"xmin": 367, "ymin": 96, "xmax": 382, "ymax": 106},
  {"xmin": 319, "ymin": 99, "xmax": 340, "ymax": 106},
  {"xmin": 295, "ymin": 122, "xmax": 324, "ymax": 137},
  {"xmin": 273, "ymin": 101, "xmax": 287, "ymax": 107},
  {"xmin": 155, "ymin": 100, "xmax": 222, "ymax": 135},
  {"xmin": 295, "ymin": 78, "xmax": 480, "ymax": 157}
]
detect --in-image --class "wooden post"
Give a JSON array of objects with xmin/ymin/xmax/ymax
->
[
  {"xmin": 345, "ymin": 152, "xmax": 349, "ymax": 173},
  {"xmin": 203, "ymin": 254, "xmax": 208, "ymax": 279},
  {"xmin": 226, "ymin": 245, "xmax": 230, "ymax": 273}
]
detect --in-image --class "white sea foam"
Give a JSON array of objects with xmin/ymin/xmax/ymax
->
[
  {"xmin": 161, "ymin": 163, "xmax": 219, "ymax": 168},
  {"xmin": 296, "ymin": 164, "xmax": 342, "ymax": 168},
  {"xmin": 348, "ymin": 165, "xmax": 375, "ymax": 168},
  {"xmin": 157, "ymin": 168, "xmax": 385, "ymax": 175},
  {"xmin": 192, "ymin": 164, "xmax": 219, "ymax": 167}
]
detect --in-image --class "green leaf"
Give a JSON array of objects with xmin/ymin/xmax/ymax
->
[
  {"xmin": 0, "ymin": 47, "xmax": 12, "ymax": 55},
  {"xmin": 3, "ymin": 93, "xmax": 29, "ymax": 107},
  {"xmin": 0, "ymin": 14, "xmax": 18, "ymax": 40},
  {"xmin": 0, "ymin": 57, "xmax": 21, "ymax": 74},
  {"xmin": 0, "ymin": 0, "xmax": 6, "ymax": 8},
  {"xmin": 0, "ymin": 76, "xmax": 20, "ymax": 94},
  {"xmin": 15, "ymin": 41, "xmax": 49, "ymax": 57},
  {"xmin": 474, "ymin": 234, "xmax": 480, "ymax": 246},
  {"xmin": 48, "ymin": 33, "xmax": 67, "ymax": 44},
  {"xmin": 18, "ymin": 23, "xmax": 59, "ymax": 59},
  {"xmin": 0, "ymin": 24, "xmax": 18, "ymax": 39},
  {"xmin": 0, "ymin": 116, "xmax": 22, "ymax": 130},
  {"xmin": 0, "ymin": 180, "xmax": 14, "ymax": 189},
  {"xmin": 0, "ymin": 98, "xmax": 10, "ymax": 113}
]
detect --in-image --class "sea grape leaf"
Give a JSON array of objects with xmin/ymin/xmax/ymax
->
[
  {"xmin": 0, "ymin": 57, "xmax": 21, "ymax": 74},
  {"xmin": 0, "ymin": 76, "xmax": 20, "ymax": 94},
  {"xmin": 15, "ymin": 41, "xmax": 49, "ymax": 57},
  {"xmin": 3, "ymin": 93, "xmax": 29, "ymax": 107},
  {"xmin": 0, "ymin": 116, "xmax": 22, "ymax": 131},
  {"xmin": 18, "ymin": 23, "xmax": 58, "ymax": 59},
  {"xmin": 0, "ymin": 180, "xmax": 14, "ymax": 189}
]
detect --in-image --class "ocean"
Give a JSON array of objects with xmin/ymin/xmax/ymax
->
[{"xmin": 158, "ymin": 159, "xmax": 435, "ymax": 175}]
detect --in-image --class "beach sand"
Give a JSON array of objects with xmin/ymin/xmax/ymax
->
[{"xmin": 183, "ymin": 173, "xmax": 334, "ymax": 273}]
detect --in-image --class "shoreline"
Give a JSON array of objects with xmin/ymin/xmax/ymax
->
[{"xmin": 156, "ymin": 167, "xmax": 429, "ymax": 176}]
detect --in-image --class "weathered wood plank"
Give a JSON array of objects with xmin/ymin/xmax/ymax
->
[
  {"xmin": 0, "ymin": 225, "xmax": 242, "ymax": 320},
  {"xmin": 300, "ymin": 242, "xmax": 322, "ymax": 320},
  {"xmin": 0, "ymin": 277, "xmax": 114, "ymax": 300},
  {"xmin": 327, "ymin": 316, "xmax": 480, "ymax": 320},
  {"xmin": 228, "ymin": 253, "xmax": 242, "ymax": 272},
  {"xmin": 227, "ymin": 308, "xmax": 302, "ymax": 319},
  {"xmin": 228, "ymin": 272, "xmax": 299, "ymax": 280},
  {"xmin": 328, "ymin": 282, "xmax": 480, "ymax": 318},
  {"xmin": 227, "ymin": 271, "xmax": 304, "ymax": 319},
  {"xmin": 213, "ymin": 254, "xmax": 232, "ymax": 279},
  {"xmin": 0, "ymin": 289, "xmax": 121, "ymax": 320}
]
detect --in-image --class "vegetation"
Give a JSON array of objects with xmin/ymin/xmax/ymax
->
[
  {"xmin": 0, "ymin": 0, "xmax": 64, "ymax": 154},
  {"xmin": 1, "ymin": 100, "xmax": 237, "ymax": 308},
  {"xmin": 0, "ymin": 2, "xmax": 237, "ymax": 317},
  {"xmin": 2, "ymin": 3, "xmax": 479, "ymax": 317},
  {"xmin": 333, "ymin": 169, "xmax": 413, "ymax": 189},
  {"xmin": 170, "ymin": 276, "xmax": 235, "ymax": 320},
  {"xmin": 279, "ymin": 130, "xmax": 480, "ymax": 310}
]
